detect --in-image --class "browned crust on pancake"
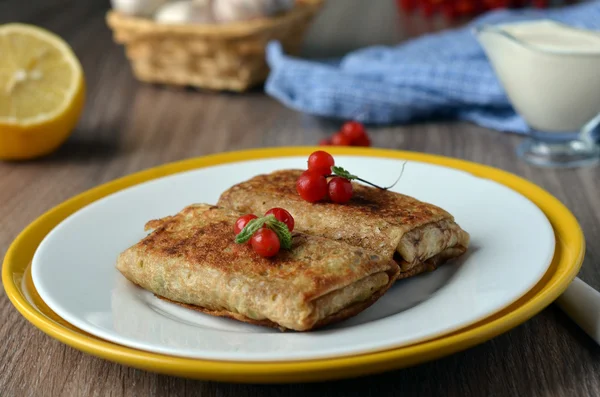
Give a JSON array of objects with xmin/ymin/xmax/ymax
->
[
  {"xmin": 117, "ymin": 204, "xmax": 400, "ymax": 331},
  {"xmin": 135, "ymin": 204, "xmax": 396, "ymax": 303},
  {"xmin": 397, "ymin": 262, "xmax": 433, "ymax": 280},
  {"xmin": 157, "ymin": 295, "xmax": 289, "ymax": 331},
  {"xmin": 311, "ymin": 280, "xmax": 393, "ymax": 329},
  {"xmin": 218, "ymin": 169, "xmax": 451, "ymax": 229},
  {"xmin": 155, "ymin": 267, "xmax": 395, "ymax": 332},
  {"xmin": 217, "ymin": 169, "xmax": 468, "ymax": 266}
]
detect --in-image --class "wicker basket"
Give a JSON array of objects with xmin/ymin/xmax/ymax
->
[{"xmin": 106, "ymin": 0, "xmax": 324, "ymax": 92}]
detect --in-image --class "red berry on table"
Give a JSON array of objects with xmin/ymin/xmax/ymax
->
[
  {"xmin": 250, "ymin": 228, "xmax": 281, "ymax": 257},
  {"xmin": 318, "ymin": 138, "xmax": 332, "ymax": 146},
  {"xmin": 307, "ymin": 150, "xmax": 335, "ymax": 176},
  {"xmin": 331, "ymin": 132, "xmax": 352, "ymax": 146},
  {"xmin": 341, "ymin": 121, "xmax": 366, "ymax": 143},
  {"xmin": 234, "ymin": 214, "xmax": 258, "ymax": 235},
  {"xmin": 328, "ymin": 177, "xmax": 353, "ymax": 204},
  {"xmin": 352, "ymin": 134, "xmax": 371, "ymax": 147},
  {"xmin": 265, "ymin": 207, "xmax": 295, "ymax": 232},
  {"xmin": 296, "ymin": 171, "xmax": 328, "ymax": 203}
]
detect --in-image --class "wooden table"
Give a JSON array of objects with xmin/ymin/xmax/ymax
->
[{"xmin": 2, "ymin": 1, "xmax": 600, "ymax": 396}]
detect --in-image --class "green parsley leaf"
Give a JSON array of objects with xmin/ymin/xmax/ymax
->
[
  {"xmin": 332, "ymin": 166, "xmax": 358, "ymax": 180},
  {"xmin": 235, "ymin": 216, "xmax": 267, "ymax": 244},
  {"xmin": 265, "ymin": 217, "xmax": 292, "ymax": 250}
]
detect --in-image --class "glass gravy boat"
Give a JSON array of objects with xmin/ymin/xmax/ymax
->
[{"xmin": 475, "ymin": 20, "xmax": 600, "ymax": 168}]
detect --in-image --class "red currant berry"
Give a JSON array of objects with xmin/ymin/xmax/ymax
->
[
  {"xmin": 341, "ymin": 121, "xmax": 366, "ymax": 143},
  {"xmin": 398, "ymin": 0, "xmax": 416, "ymax": 12},
  {"xmin": 296, "ymin": 171, "xmax": 328, "ymax": 203},
  {"xmin": 485, "ymin": 0, "xmax": 507, "ymax": 8},
  {"xmin": 319, "ymin": 138, "xmax": 332, "ymax": 146},
  {"xmin": 310, "ymin": 167, "xmax": 333, "ymax": 177},
  {"xmin": 307, "ymin": 150, "xmax": 335, "ymax": 176},
  {"xmin": 441, "ymin": 3, "xmax": 458, "ymax": 19},
  {"xmin": 328, "ymin": 177, "xmax": 353, "ymax": 204},
  {"xmin": 265, "ymin": 208, "xmax": 295, "ymax": 232},
  {"xmin": 352, "ymin": 134, "xmax": 371, "ymax": 147},
  {"xmin": 331, "ymin": 132, "xmax": 352, "ymax": 146},
  {"xmin": 250, "ymin": 228, "xmax": 281, "ymax": 257},
  {"xmin": 234, "ymin": 214, "xmax": 258, "ymax": 235},
  {"xmin": 456, "ymin": 0, "xmax": 476, "ymax": 15},
  {"xmin": 422, "ymin": 1, "xmax": 436, "ymax": 16}
]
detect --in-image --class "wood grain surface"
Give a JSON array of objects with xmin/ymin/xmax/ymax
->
[{"xmin": 2, "ymin": 1, "xmax": 600, "ymax": 396}]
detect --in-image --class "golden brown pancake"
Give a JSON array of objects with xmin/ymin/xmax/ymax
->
[
  {"xmin": 116, "ymin": 204, "xmax": 400, "ymax": 331},
  {"xmin": 217, "ymin": 169, "xmax": 470, "ymax": 279}
]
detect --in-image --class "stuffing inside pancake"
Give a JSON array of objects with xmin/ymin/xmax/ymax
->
[{"xmin": 396, "ymin": 219, "xmax": 469, "ymax": 271}]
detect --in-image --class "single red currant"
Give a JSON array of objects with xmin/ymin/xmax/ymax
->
[
  {"xmin": 328, "ymin": 177, "xmax": 353, "ymax": 204},
  {"xmin": 352, "ymin": 134, "xmax": 372, "ymax": 147},
  {"xmin": 310, "ymin": 167, "xmax": 332, "ymax": 177},
  {"xmin": 456, "ymin": 0, "xmax": 476, "ymax": 15},
  {"xmin": 331, "ymin": 132, "xmax": 352, "ymax": 146},
  {"xmin": 250, "ymin": 228, "xmax": 281, "ymax": 257},
  {"xmin": 422, "ymin": 1, "xmax": 436, "ymax": 16},
  {"xmin": 341, "ymin": 121, "xmax": 367, "ymax": 143},
  {"xmin": 296, "ymin": 171, "xmax": 328, "ymax": 203},
  {"xmin": 398, "ymin": 0, "xmax": 416, "ymax": 12},
  {"xmin": 234, "ymin": 214, "xmax": 258, "ymax": 235},
  {"xmin": 442, "ymin": 3, "xmax": 458, "ymax": 20},
  {"xmin": 265, "ymin": 208, "xmax": 295, "ymax": 232},
  {"xmin": 307, "ymin": 150, "xmax": 335, "ymax": 176}
]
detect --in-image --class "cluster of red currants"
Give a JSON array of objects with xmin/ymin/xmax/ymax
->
[
  {"xmin": 296, "ymin": 151, "xmax": 353, "ymax": 204},
  {"xmin": 319, "ymin": 121, "xmax": 372, "ymax": 147},
  {"xmin": 397, "ymin": 0, "xmax": 549, "ymax": 21},
  {"xmin": 234, "ymin": 208, "xmax": 295, "ymax": 257}
]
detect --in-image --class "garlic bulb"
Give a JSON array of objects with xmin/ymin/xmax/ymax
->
[
  {"xmin": 155, "ymin": 1, "xmax": 214, "ymax": 24},
  {"xmin": 212, "ymin": 0, "xmax": 294, "ymax": 23},
  {"xmin": 111, "ymin": 0, "xmax": 170, "ymax": 17}
]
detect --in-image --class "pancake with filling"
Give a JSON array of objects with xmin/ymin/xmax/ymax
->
[
  {"xmin": 116, "ymin": 204, "xmax": 400, "ymax": 331},
  {"xmin": 217, "ymin": 170, "xmax": 470, "ymax": 278}
]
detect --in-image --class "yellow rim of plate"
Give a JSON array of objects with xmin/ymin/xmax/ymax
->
[{"xmin": 2, "ymin": 147, "xmax": 585, "ymax": 383}]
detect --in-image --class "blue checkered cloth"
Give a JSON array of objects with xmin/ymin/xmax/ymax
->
[{"xmin": 265, "ymin": 1, "xmax": 600, "ymax": 136}]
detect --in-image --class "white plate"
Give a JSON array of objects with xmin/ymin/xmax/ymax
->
[{"xmin": 31, "ymin": 156, "xmax": 555, "ymax": 362}]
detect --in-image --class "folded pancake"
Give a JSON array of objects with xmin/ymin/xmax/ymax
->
[
  {"xmin": 116, "ymin": 204, "xmax": 400, "ymax": 331},
  {"xmin": 217, "ymin": 170, "xmax": 470, "ymax": 279}
]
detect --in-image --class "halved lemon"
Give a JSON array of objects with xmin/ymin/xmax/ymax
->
[{"xmin": 0, "ymin": 23, "xmax": 85, "ymax": 160}]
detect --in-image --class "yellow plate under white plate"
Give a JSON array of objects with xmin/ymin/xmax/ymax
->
[{"xmin": 3, "ymin": 147, "xmax": 584, "ymax": 383}]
